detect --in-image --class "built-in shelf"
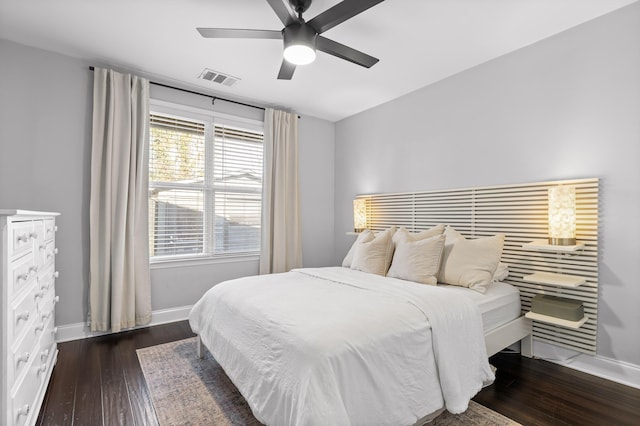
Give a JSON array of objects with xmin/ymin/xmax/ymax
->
[
  {"xmin": 525, "ymin": 311, "xmax": 588, "ymax": 329},
  {"xmin": 346, "ymin": 231, "xmax": 360, "ymax": 236},
  {"xmin": 522, "ymin": 239, "xmax": 589, "ymax": 329},
  {"xmin": 523, "ymin": 271, "xmax": 586, "ymax": 288},
  {"xmin": 522, "ymin": 239, "xmax": 585, "ymax": 253}
]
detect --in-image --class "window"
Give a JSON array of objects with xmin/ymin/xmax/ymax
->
[{"xmin": 148, "ymin": 105, "xmax": 263, "ymax": 261}]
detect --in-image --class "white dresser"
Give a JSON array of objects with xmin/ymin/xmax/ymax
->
[{"xmin": 1, "ymin": 210, "xmax": 59, "ymax": 426}]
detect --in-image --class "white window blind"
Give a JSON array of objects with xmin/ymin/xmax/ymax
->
[{"xmin": 148, "ymin": 110, "xmax": 263, "ymax": 260}]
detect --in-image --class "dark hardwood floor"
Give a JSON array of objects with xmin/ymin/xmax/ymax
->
[
  {"xmin": 476, "ymin": 351, "xmax": 640, "ymax": 426},
  {"xmin": 37, "ymin": 321, "xmax": 640, "ymax": 425}
]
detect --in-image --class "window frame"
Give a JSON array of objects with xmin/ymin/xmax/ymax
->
[{"xmin": 148, "ymin": 99, "xmax": 264, "ymax": 267}]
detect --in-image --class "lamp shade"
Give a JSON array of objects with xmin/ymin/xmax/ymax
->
[
  {"xmin": 548, "ymin": 185, "xmax": 576, "ymax": 245},
  {"xmin": 353, "ymin": 199, "xmax": 367, "ymax": 232},
  {"xmin": 283, "ymin": 23, "xmax": 317, "ymax": 65}
]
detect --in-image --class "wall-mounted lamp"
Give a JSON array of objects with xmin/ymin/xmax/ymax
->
[
  {"xmin": 548, "ymin": 185, "xmax": 577, "ymax": 246},
  {"xmin": 353, "ymin": 199, "xmax": 367, "ymax": 233}
]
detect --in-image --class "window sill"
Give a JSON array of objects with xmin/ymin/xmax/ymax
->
[{"xmin": 150, "ymin": 253, "xmax": 260, "ymax": 269}]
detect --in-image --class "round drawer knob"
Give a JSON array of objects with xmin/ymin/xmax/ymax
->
[
  {"xmin": 17, "ymin": 404, "xmax": 30, "ymax": 418},
  {"xmin": 54, "ymin": 296, "xmax": 60, "ymax": 303},
  {"xmin": 53, "ymin": 271, "xmax": 60, "ymax": 279},
  {"xmin": 17, "ymin": 352, "xmax": 30, "ymax": 364}
]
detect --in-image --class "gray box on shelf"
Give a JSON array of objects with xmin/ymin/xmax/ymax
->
[{"xmin": 531, "ymin": 294, "xmax": 584, "ymax": 321}]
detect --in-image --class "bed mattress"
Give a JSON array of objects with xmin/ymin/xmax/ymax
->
[
  {"xmin": 437, "ymin": 281, "xmax": 521, "ymax": 333},
  {"xmin": 190, "ymin": 267, "xmax": 502, "ymax": 426}
]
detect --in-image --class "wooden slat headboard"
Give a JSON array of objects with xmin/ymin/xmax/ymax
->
[{"xmin": 356, "ymin": 177, "xmax": 599, "ymax": 355}]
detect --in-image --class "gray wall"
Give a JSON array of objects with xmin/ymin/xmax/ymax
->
[
  {"xmin": 298, "ymin": 115, "xmax": 335, "ymax": 267},
  {"xmin": 0, "ymin": 39, "xmax": 336, "ymax": 324},
  {"xmin": 335, "ymin": 3, "xmax": 640, "ymax": 366},
  {"xmin": 0, "ymin": 40, "xmax": 92, "ymax": 327}
]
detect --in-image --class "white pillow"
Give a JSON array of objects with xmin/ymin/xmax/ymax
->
[
  {"xmin": 387, "ymin": 234, "xmax": 445, "ymax": 285},
  {"xmin": 444, "ymin": 226, "xmax": 508, "ymax": 283},
  {"xmin": 493, "ymin": 262, "xmax": 509, "ymax": 282},
  {"xmin": 350, "ymin": 227, "xmax": 396, "ymax": 276},
  {"xmin": 342, "ymin": 229, "xmax": 374, "ymax": 267},
  {"xmin": 392, "ymin": 224, "xmax": 445, "ymax": 246},
  {"xmin": 443, "ymin": 225, "xmax": 465, "ymax": 244},
  {"xmin": 438, "ymin": 232, "xmax": 505, "ymax": 293}
]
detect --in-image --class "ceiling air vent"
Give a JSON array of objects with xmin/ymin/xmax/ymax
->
[{"xmin": 198, "ymin": 68, "xmax": 240, "ymax": 87}]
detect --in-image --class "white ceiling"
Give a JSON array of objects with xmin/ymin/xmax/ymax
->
[{"xmin": 0, "ymin": 0, "xmax": 636, "ymax": 121}]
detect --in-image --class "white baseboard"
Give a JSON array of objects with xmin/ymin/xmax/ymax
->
[
  {"xmin": 533, "ymin": 340, "xmax": 640, "ymax": 389},
  {"xmin": 55, "ymin": 305, "xmax": 193, "ymax": 343}
]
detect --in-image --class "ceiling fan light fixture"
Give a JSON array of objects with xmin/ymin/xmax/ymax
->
[
  {"xmin": 284, "ymin": 44, "xmax": 316, "ymax": 65},
  {"xmin": 282, "ymin": 23, "xmax": 317, "ymax": 65},
  {"xmin": 198, "ymin": 0, "xmax": 384, "ymax": 79}
]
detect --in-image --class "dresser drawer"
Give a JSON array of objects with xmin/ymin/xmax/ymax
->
[
  {"xmin": 43, "ymin": 241, "xmax": 57, "ymax": 269},
  {"xmin": 9, "ymin": 222, "xmax": 34, "ymax": 259},
  {"xmin": 38, "ymin": 316, "xmax": 57, "ymax": 364},
  {"xmin": 32, "ymin": 220, "xmax": 45, "ymax": 244},
  {"xmin": 43, "ymin": 219, "xmax": 56, "ymax": 243},
  {"xmin": 37, "ymin": 285, "xmax": 56, "ymax": 324},
  {"xmin": 11, "ymin": 342, "xmax": 43, "ymax": 426},
  {"xmin": 11, "ymin": 253, "xmax": 38, "ymax": 297},
  {"xmin": 11, "ymin": 320, "xmax": 40, "ymax": 384},
  {"xmin": 11, "ymin": 288, "xmax": 37, "ymax": 344},
  {"xmin": 37, "ymin": 266, "xmax": 56, "ymax": 293},
  {"xmin": 37, "ymin": 269, "xmax": 57, "ymax": 321},
  {"xmin": 35, "ymin": 237, "xmax": 56, "ymax": 271}
]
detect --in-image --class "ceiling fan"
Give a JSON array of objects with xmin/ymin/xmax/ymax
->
[{"xmin": 197, "ymin": 0, "xmax": 385, "ymax": 80}]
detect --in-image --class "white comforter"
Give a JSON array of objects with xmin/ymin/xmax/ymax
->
[{"xmin": 189, "ymin": 267, "xmax": 494, "ymax": 426}]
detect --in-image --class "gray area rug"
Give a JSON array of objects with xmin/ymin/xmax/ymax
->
[{"xmin": 137, "ymin": 338, "xmax": 521, "ymax": 426}]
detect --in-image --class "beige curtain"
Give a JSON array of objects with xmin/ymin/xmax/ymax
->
[
  {"xmin": 260, "ymin": 108, "xmax": 303, "ymax": 274},
  {"xmin": 89, "ymin": 68, "xmax": 151, "ymax": 332}
]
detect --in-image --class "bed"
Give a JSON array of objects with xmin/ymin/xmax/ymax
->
[{"xmin": 189, "ymin": 266, "xmax": 532, "ymax": 426}]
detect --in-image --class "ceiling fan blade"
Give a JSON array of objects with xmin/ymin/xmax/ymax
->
[
  {"xmin": 308, "ymin": 0, "xmax": 385, "ymax": 34},
  {"xmin": 317, "ymin": 36, "xmax": 379, "ymax": 68},
  {"xmin": 197, "ymin": 28, "xmax": 282, "ymax": 39},
  {"xmin": 277, "ymin": 60, "xmax": 296, "ymax": 80},
  {"xmin": 266, "ymin": 0, "xmax": 298, "ymax": 26}
]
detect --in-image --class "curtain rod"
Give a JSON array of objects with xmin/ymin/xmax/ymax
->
[{"xmin": 88, "ymin": 66, "xmax": 265, "ymax": 112}]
